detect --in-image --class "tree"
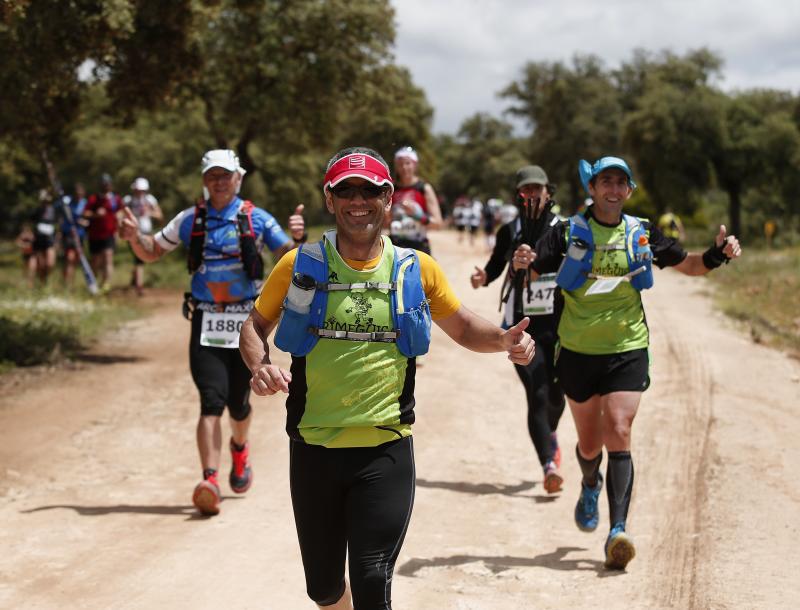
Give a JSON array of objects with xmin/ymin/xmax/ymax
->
[
  {"xmin": 435, "ymin": 113, "xmax": 527, "ymax": 204},
  {"xmin": 0, "ymin": 0, "xmax": 197, "ymax": 159},
  {"xmin": 620, "ymin": 49, "xmax": 725, "ymax": 221},
  {"xmin": 502, "ymin": 55, "xmax": 623, "ymax": 213}
]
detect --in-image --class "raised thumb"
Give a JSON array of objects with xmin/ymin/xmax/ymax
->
[
  {"xmin": 716, "ymin": 224, "xmax": 727, "ymax": 247},
  {"xmin": 294, "ymin": 204, "xmax": 305, "ymax": 216}
]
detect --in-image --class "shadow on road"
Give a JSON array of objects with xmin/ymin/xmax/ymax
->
[
  {"xmin": 20, "ymin": 497, "xmax": 244, "ymax": 520},
  {"xmin": 71, "ymin": 353, "xmax": 145, "ymax": 365},
  {"xmin": 397, "ymin": 547, "xmax": 617, "ymax": 577},
  {"xmin": 416, "ymin": 478, "xmax": 537, "ymax": 497}
]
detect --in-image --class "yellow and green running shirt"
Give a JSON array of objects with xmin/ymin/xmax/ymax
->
[
  {"xmin": 254, "ymin": 234, "xmax": 460, "ymax": 448},
  {"xmin": 531, "ymin": 212, "xmax": 687, "ymax": 355}
]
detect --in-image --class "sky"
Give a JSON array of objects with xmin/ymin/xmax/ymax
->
[{"xmin": 391, "ymin": 0, "xmax": 800, "ymax": 134}]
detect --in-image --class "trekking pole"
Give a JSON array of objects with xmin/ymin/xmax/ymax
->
[{"xmin": 41, "ymin": 150, "xmax": 99, "ymax": 295}]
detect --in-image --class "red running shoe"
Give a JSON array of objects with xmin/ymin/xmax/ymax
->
[
  {"xmin": 550, "ymin": 432, "xmax": 562, "ymax": 468},
  {"xmin": 192, "ymin": 473, "xmax": 221, "ymax": 516},
  {"xmin": 543, "ymin": 460, "xmax": 564, "ymax": 494},
  {"xmin": 229, "ymin": 439, "xmax": 253, "ymax": 494}
]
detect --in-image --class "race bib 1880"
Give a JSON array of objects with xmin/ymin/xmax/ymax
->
[
  {"xmin": 522, "ymin": 273, "xmax": 557, "ymax": 316},
  {"xmin": 200, "ymin": 311, "xmax": 249, "ymax": 349}
]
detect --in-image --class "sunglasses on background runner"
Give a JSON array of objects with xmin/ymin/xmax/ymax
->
[{"xmin": 329, "ymin": 183, "xmax": 387, "ymax": 200}]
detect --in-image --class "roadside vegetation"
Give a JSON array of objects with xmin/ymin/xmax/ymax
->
[
  {"xmin": 707, "ymin": 246, "xmax": 800, "ymax": 356},
  {"xmin": 0, "ymin": 225, "xmax": 330, "ymax": 372}
]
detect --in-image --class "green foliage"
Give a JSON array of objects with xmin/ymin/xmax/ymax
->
[
  {"xmin": 709, "ymin": 247, "xmax": 800, "ymax": 355},
  {"xmin": 502, "ymin": 54, "xmax": 623, "ymax": 214},
  {"xmin": 434, "ymin": 114, "xmax": 528, "ymax": 204},
  {"xmin": 0, "ymin": 289, "xmax": 138, "ymax": 368},
  {"xmin": 621, "ymin": 49, "xmax": 724, "ymax": 214}
]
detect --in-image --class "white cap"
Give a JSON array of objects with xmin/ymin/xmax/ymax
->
[
  {"xmin": 201, "ymin": 149, "xmax": 246, "ymax": 176},
  {"xmin": 394, "ymin": 146, "xmax": 419, "ymax": 163},
  {"xmin": 132, "ymin": 177, "xmax": 150, "ymax": 191}
]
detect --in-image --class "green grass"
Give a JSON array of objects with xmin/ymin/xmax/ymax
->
[{"xmin": 707, "ymin": 246, "xmax": 800, "ymax": 355}]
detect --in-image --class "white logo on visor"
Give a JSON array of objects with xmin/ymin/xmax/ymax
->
[{"xmin": 349, "ymin": 155, "xmax": 366, "ymax": 169}]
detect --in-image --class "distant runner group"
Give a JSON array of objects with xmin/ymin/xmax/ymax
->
[{"xmin": 108, "ymin": 144, "xmax": 741, "ymax": 610}]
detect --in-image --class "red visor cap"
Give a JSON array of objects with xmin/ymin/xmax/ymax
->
[{"xmin": 323, "ymin": 153, "xmax": 394, "ymax": 195}]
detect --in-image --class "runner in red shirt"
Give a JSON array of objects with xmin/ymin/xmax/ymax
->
[{"xmin": 83, "ymin": 173, "xmax": 124, "ymax": 291}]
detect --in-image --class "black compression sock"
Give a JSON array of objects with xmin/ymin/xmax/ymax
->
[
  {"xmin": 231, "ymin": 440, "xmax": 246, "ymax": 452},
  {"xmin": 575, "ymin": 445, "xmax": 603, "ymax": 487},
  {"xmin": 606, "ymin": 451, "xmax": 634, "ymax": 527},
  {"xmin": 203, "ymin": 468, "xmax": 218, "ymax": 480}
]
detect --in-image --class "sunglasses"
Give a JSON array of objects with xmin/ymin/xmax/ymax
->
[{"xmin": 329, "ymin": 183, "xmax": 387, "ymax": 200}]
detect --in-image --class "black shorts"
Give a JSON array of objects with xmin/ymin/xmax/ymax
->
[
  {"xmin": 32, "ymin": 237, "xmax": 55, "ymax": 252},
  {"xmin": 62, "ymin": 232, "xmax": 84, "ymax": 252},
  {"xmin": 556, "ymin": 346, "xmax": 650, "ymax": 403},
  {"xmin": 290, "ymin": 436, "xmax": 415, "ymax": 608},
  {"xmin": 88, "ymin": 237, "xmax": 115, "ymax": 255},
  {"xmin": 188, "ymin": 313, "xmax": 252, "ymax": 419}
]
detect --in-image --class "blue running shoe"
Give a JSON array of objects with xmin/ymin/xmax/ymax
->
[
  {"xmin": 574, "ymin": 473, "xmax": 602, "ymax": 532},
  {"xmin": 604, "ymin": 522, "xmax": 636, "ymax": 570}
]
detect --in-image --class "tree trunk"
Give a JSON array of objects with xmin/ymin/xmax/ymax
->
[{"xmin": 728, "ymin": 186, "xmax": 742, "ymax": 239}]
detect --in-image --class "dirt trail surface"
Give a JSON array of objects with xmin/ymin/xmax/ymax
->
[{"xmin": 1, "ymin": 230, "xmax": 798, "ymax": 609}]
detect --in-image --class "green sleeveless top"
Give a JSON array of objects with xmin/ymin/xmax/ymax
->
[
  {"xmin": 558, "ymin": 218, "xmax": 650, "ymax": 355},
  {"xmin": 295, "ymin": 236, "xmax": 413, "ymax": 448}
]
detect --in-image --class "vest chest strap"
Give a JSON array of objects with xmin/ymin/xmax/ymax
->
[
  {"xmin": 324, "ymin": 281, "xmax": 397, "ymax": 291},
  {"xmin": 313, "ymin": 328, "xmax": 399, "ymax": 342}
]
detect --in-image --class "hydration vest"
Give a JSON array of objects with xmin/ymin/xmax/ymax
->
[
  {"xmin": 555, "ymin": 213, "xmax": 654, "ymax": 292},
  {"xmin": 392, "ymin": 181, "xmax": 427, "ymax": 210},
  {"xmin": 187, "ymin": 199, "xmax": 264, "ymax": 280},
  {"xmin": 274, "ymin": 232, "xmax": 431, "ymax": 358}
]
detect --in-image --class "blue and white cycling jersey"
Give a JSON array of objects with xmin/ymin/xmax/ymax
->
[{"xmin": 155, "ymin": 196, "xmax": 290, "ymax": 303}]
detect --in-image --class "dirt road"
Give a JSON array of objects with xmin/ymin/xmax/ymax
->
[{"xmin": 1, "ymin": 230, "xmax": 798, "ymax": 609}]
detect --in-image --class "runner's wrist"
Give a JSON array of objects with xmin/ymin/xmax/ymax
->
[{"xmin": 701, "ymin": 241, "xmax": 728, "ymax": 269}]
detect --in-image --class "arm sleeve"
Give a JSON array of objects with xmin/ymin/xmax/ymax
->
[
  {"xmin": 484, "ymin": 223, "xmax": 513, "ymax": 284},
  {"xmin": 256, "ymin": 208, "xmax": 291, "ymax": 252},
  {"xmin": 154, "ymin": 208, "xmax": 192, "ymax": 252},
  {"xmin": 418, "ymin": 251, "xmax": 461, "ymax": 320},
  {"xmin": 531, "ymin": 221, "xmax": 568, "ymax": 274},
  {"xmin": 647, "ymin": 222, "xmax": 688, "ymax": 268},
  {"xmin": 253, "ymin": 249, "xmax": 296, "ymax": 322}
]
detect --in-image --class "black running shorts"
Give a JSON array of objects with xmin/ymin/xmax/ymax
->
[
  {"xmin": 88, "ymin": 237, "xmax": 115, "ymax": 255},
  {"xmin": 556, "ymin": 346, "xmax": 650, "ymax": 403},
  {"xmin": 290, "ymin": 437, "xmax": 415, "ymax": 609},
  {"xmin": 188, "ymin": 313, "xmax": 252, "ymax": 420}
]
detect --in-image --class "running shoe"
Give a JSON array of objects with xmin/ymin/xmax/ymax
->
[
  {"xmin": 550, "ymin": 432, "xmax": 561, "ymax": 468},
  {"xmin": 229, "ymin": 438, "xmax": 253, "ymax": 494},
  {"xmin": 574, "ymin": 473, "xmax": 602, "ymax": 532},
  {"xmin": 604, "ymin": 522, "xmax": 636, "ymax": 570},
  {"xmin": 192, "ymin": 473, "xmax": 221, "ymax": 516},
  {"xmin": 543, "ymin": 460, "xmax": 564, "ymax": 494}
]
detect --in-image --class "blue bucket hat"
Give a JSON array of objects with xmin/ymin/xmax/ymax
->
[{"xmin": 578, "ymin": 157, "xmax": 637, "ymax": 193}]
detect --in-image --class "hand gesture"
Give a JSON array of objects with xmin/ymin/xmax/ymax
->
[
  {"xmin": 288, "ymin": 204, "xmax": 305, "ymax": 241},
  {"xmin": 118, "ymin": 207, "xmax": 139, "ymax": 241},
  {"xmin": 470, "ymin": 266, "xmax": 487, "ymax": 289},
  {"xmin": 502, "ymin": 317, "xmax": 535, "ymax": 365},
  {"xmin": 512, "ymin": 244, "xmax": 536, "ymax": 271},
  {"xmin": 715, "ymin": 225, "xmax": 742, "ymax": 260},
  {"xmin": 250, "ymin": 364, "xmax": 292, "ymax": 396}
]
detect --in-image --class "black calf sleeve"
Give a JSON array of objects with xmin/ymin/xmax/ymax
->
[
  {"xmin": 606, "ymin": 451, "xmax": 634, "ymax": 527},
  {"xmin": 575, "ymin": 445, "xmax": 603, "ymax": 487}
]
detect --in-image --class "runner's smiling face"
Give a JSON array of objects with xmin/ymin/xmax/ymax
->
[
  {"xmin": 588, "ymin": 168, "xmax": 632, "ymax": 223},
  {"xmin": 203, "ymin": 168, "xmax": 241, "ymax": 209},
  {"xmin": 325, "ymin": 177, "xmax": 391, "ymax": 247},
  {"xmin": 394, "ymin": 157, "xmax": 417, "ymax": 184}
]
